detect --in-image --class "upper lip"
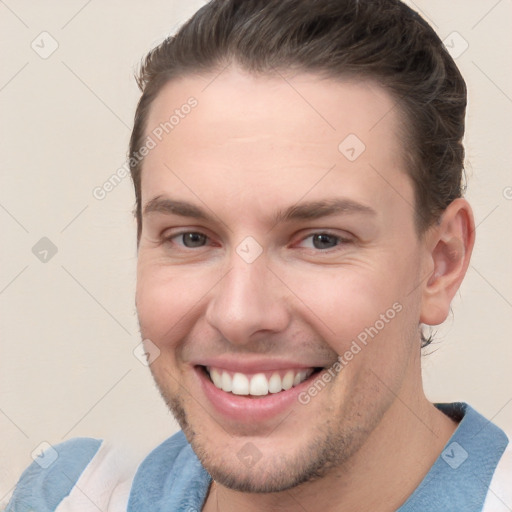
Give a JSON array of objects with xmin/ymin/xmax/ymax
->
[{"xmin": 193, "ymin": 356, "xmax": 330, "ymax": 373}]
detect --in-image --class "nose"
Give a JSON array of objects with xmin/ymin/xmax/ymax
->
[{"xmin": 205, "ymin": 256, "xmax": 290, "ymax": 345}]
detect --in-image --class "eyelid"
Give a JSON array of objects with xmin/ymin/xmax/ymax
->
[
  {"xmin": 293, "ymin": 229, "xmax": 353, "ymax": 243},
  {"xmin": 161, "ymin": 227, "xmax": 217, "ymax": 248},
  {"xmin": 158, "ymin": 227, "xmax": 353, "ymax": 250},
  {"xmin": 161, "ymin": 225, "xmax": 210, "ymax": 238},
  {"xmin": 292, "ymin": 230, "xmax": 354, "ymax": 251}
]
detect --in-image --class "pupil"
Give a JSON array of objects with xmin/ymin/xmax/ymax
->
[
  {"xmin": 313, "ymin": 234, "xmax": 338, "ymax": 249},
  {"xmin": 183, "ymin": 232, "xmax": 206, "ymax": 247}
]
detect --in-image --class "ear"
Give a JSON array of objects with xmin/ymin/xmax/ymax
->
[{"xmin": 420, "ymin": 198, "xmax": 475, "ymax": 326}]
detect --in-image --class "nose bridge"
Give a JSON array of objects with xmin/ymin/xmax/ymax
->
[{"xmin": 206, "ymin": 252, "xmax": 288, "ymax": 344}]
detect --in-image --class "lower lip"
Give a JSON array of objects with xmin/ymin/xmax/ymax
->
[{"xmin": 195, "ymin": 366, "xmax": 320, "ymax": 424}]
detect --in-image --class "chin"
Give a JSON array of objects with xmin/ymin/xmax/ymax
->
[
  {"xmin": 179, "ymin": 411, "xmax": 367, "ymax": 494},
  {"xmin": 195, "ymin": 441, "xmax": 336, "ymax": 493},
  {"xmin": 154, "ymin": 363, "xmax": 393, "ymax": 494}
]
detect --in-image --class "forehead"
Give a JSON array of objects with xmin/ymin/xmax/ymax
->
[
  {"xmin": 141, "ymin": 66, "xmax": 412, "ymax": 225},
  {"xmin": 145, "ymin": 67, "xmax": 404, "ymax": 155}
]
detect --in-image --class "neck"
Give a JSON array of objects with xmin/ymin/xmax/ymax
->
[{"xmin": 204, "ymin": 374, "xmax": 457, "ymax": 512}]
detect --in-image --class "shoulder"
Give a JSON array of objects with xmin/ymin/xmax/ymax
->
[
  {"xmin": 6, "ymin": 437, "xmax": 103, "ymax": 512},
  {"xmin": 6, "ymin": 432, "xmax": 210, "ymax": 512},
  {"xmin": 399, "ymin": 403, "xmax": 510, "ymax": 512},
  {"xmin": 482, "ymin": 441, "xmax": 512, "ymax": 512},
  {"xmin": 127, "ymin": 430, "xmax": 211, "ymax": 511}
]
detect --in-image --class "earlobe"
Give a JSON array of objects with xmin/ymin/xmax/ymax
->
[{"xmin": 420, "ymin": 199, "xmax": 475, "ymax": 326}]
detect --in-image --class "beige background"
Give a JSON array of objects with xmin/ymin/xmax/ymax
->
[{"xmin": 1, "ymin": 0, "xmax": 511, "ymax": 502}]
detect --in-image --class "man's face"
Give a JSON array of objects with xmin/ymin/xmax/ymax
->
[{"xmin": 136, "ymin": 67, "xmax": 428, "ymax": 491}]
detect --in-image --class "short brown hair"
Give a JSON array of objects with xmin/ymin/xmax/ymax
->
[
  {"xmin": 130, "ymin": 0, "xmax": 466, "ymax": 235},
  {"xmin": 129, "ymin": 0, "xmax": 468, "ymax": 346}
]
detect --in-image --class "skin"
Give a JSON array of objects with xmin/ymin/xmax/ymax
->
[{"xmin": 135, "ymin": 66, "xmax": 475, "ymax": 511}]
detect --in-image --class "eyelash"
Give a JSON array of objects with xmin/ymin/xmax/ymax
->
[
  {"xmin": 162, "ymin": 230, "xmax": 353, "ymax": 252},
  {"xmin": 166, "ymin": 231, "xmax": 212, "ymax": 248},
  {"xmin": 296, "ymin": 232, "xmax": 352, "ymax": 251}
]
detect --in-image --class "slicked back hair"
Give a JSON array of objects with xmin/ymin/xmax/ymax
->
[{"xmin": 129, "ymin": 0, "xmax": 468, "ymax": 347}]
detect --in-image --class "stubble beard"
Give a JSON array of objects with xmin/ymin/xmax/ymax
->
[{"xmin": 152, "ymin": 370, "xmax": 392, "ymax": 494}]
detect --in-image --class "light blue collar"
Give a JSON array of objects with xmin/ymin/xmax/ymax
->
[
  {"xmin": 398, "ymin": 402, "xmax": 508, "ymax": 511},
  {"xmin": 128, "ymin": 402, "xmax": 508, "ymax": 511}
]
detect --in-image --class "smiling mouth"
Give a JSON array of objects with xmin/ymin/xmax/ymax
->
[{"xmin": 200, "ymin": 365, "xmax": 323, "ymax": 397}]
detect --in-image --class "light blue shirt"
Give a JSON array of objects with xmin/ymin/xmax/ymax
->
[{"xmin": 7, "ymin": 403, "xmax": 509, "ymax": 511}]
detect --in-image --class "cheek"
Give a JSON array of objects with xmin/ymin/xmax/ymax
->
[
  {"xmin": 279, "ymin": 262, "xmax": 413, "ymax": 354},
  {"xmin": 307, "ymin": 270, "xmax": 386, "ymax": 318},
  {"xmin": 290, "ymin": 266, "xmax": 417, "ymax": 403},
  {"xmin": 135, "ymin": 260, "xmax": 210, "ymax": 346}
]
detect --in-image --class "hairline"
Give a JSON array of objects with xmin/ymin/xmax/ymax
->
[{"xmin": 134, "ymin": 64, "xmax": 427, "ymax": 240}]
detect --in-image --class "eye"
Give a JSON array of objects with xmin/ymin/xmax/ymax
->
[
  {"xmin": 298, "ymin": 233, "xmax": 349, "ymax": 250},
  {"xmin": 171, "ymin": 232, "xmax": 208, "ymax": 248}
]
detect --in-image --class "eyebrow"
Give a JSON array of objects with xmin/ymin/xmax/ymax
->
[
  {"xmin": 142, "ymin": 196, "xmax": 377, "ymax": 224},
  {"xmin": 143, "ymin": 196, "xmax": 209, "ymax": 220},
  {"xmin": 276, "ymin": 198, "xmax": 377, "ymax": 222}
]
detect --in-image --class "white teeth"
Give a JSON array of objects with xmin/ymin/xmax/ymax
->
[
  {"xmin": 210, "ymin": 368, "xmax": 222, "ymax": 388},
  {"xmin": 293, "ymin": 371, "xmax": 305, "ymax": 386},
  {"xmin": 221, "ymin": 371, "xmax": 232, "ymax": 392},
  {"xmin": 231, "ymin": 373, "xmax": 249, "ymax": 395},
  {"xmin": 207, "ymin": 367, "xmax": 314, "ymax": 396},
  {"xmin": 282, "ymin": 370, "xmax": 294, "ymax": 390},
  {"xmin": 268, "ymin": 373, "xmax": 282, "ymax": 393},
  {"xmin": 249, "ymin": 373, "xmax": 268, "ymax": 396}
]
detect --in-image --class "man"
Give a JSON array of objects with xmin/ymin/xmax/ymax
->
[{"xmin": 7, "ymin": 0, "xmax": 511, "ymax": 510}]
